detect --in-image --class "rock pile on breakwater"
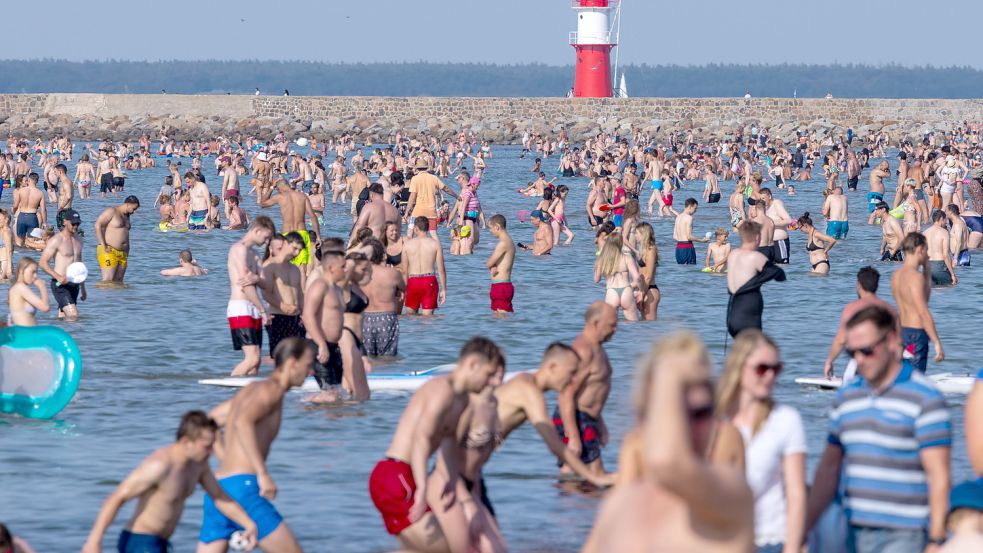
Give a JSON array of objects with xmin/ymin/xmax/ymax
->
[{"xmin": 1, "ymin": 93, "xmax": 981, "ymax": 144}]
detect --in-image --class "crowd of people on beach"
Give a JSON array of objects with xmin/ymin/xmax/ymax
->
[{"xmin": 1, "ymin": 121, "xmax": 982, "ymax": 553}]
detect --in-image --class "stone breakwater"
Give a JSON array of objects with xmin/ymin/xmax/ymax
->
[{"xmin": 2, "ymin": 94, "xmax": 983, "ymax": 143}]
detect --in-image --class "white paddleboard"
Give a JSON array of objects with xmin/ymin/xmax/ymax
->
[
  {"xmin": 795, "ymin": 372, "xmax": 975, "ymax": 395},
  {"xmin": 200, "ymin": 364, "xmax": 458, "ymax": 393}
]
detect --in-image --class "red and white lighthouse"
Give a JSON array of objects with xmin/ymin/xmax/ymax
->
[{"xmin": 570, "ymin": 0, "xmax": 619, "ymax": 98}]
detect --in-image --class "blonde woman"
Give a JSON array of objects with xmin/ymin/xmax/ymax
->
[
  {"xmin": 584, "ymin": 332, "xmax": 753, "ymax": 553},
  {"xmin": 594, "ymin": 234, "xmax": 643, "ymax": 321},
  {"xmin": 716, "ymin": 329, "xmax": 806, "ymax": 553},
  {"xmin": 7, "ymin": 257, "xmax": 50, "ymax": 326},
  {"xmin": 635, "ymin": 223, "xmax": 661, "ymax": 321}
]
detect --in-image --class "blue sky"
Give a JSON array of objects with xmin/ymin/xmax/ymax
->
[{"xmin": 11, "ymin": 0, "xmax": 981, "ymax": 66}]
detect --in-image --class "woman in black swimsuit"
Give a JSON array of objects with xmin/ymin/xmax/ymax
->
[
  {"xmin": 339, "ymin": 252, "xmax": 372, "ymax": 401},
  {"xmin": 796, "ymin": 212, "xmax": 836, "ymax": 275},
  {"xmin": 635, "ymin": 222, "xmax": 661, "ymax": 321}
]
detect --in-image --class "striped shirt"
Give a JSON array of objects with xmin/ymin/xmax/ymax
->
[{"xmin": 827, "ymin": 360, "xmax": 951, "ymax": 530}]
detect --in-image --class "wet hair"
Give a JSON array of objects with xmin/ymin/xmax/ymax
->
[
  {"xmin": 845, "ymin": 304, "xmax": 897, "ymax": 334},
  {"xmin": 176, "ymin": 410, "xmax": 218, "ymax": 441},
  {"xmin": 284, "ymin": 231, "xmax": 305, "ymax": 250},
  {"xmin": 716, "ymin": 329, "xmax": 778, "ymax": 435},
  {"xmin": 414, "ymin": 216, "xmax": 429, "ymax": 232},
  {"xmin": 738, "ymin": 220, "xmax": 761, "ymax": 243},
  {"xmin": 489, "ymin": 214, "xmax": 506, "ymax": 229},
  {"xmin": 542, "ymin": 341, "xmax": 580, "ymax": 363},
  {"xmin": 797, "ymin": 212, "xmax": 813, "ymax": 227},
  {"xmin": 857, "ymin": 266, "xmax": 879, "ymax": 293},
  {"xmin": 459, "ymin": 336, "xmax": 506, "ymax": 372},
  {"xmin": 15, "ymin": 256, "xmax": 37, "ymax": 282},
  {"xmin": 179, "ymin": 249, "xmax": 193, "ymax": 263},
  {"xmin": 228, "ymin": 195, "xmax": 240, "ymax": 206},
  {"xmin": 931, "ymin": 209, "xmax": 947, "ymax": 223},
  {"xmin": 684, "ymin": 197, "xmax": 698, "ymax": 208},
  {"xmin": 901, "ymin": 231, "xmax": 926, "ymax": 253},
  {"xmin": 251, "ymin": 215, "xmax": 276, "ymax": 234},
  {"xmin": 945, "ymin": 203, "xmax": 960, "ymax": 216},
  {"xmin": 273, "ymin": 336, "xmax": 314, "ymax": 369},
  {"xmin": 56, "ymin": 163, "xmax": 67, "ymax": 173}
]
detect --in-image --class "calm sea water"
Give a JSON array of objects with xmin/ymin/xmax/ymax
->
[{"xmin": 0, "ymin": 145, "xmax": 976, "ymax": 552}]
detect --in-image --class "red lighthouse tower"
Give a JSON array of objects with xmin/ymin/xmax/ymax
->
[{"xmin": 570, "ymin": 0, "xmax": 618, "ymax": 98}]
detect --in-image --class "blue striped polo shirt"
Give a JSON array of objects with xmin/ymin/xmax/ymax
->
[{"xmin": 827, "ymin": 360, "xmax": 952, "ymax": 530}]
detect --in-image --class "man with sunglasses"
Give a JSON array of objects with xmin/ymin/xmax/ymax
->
[{"xmin": 806, "ymin": 305, "xmax": 952, "ymax": 553}]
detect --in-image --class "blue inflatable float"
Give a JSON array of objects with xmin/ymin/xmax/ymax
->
[{"xmin": 0, "ymin": 325, "xmax": 83, "ymax": 419}]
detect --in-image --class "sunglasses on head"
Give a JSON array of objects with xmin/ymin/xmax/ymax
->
[
  {"xmin": 752, "ymin": 363, "xmax": 783, "ymax": 377},
  {"xmin": 845, "ymin": 333, "xmax": 889, "ymax": 359}
]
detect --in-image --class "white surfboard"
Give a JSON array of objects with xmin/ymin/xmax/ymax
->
[
  {"xmin": 199, "ymin": 364, "xmax": 458, "ymax": 393},
  {"xmin": 795, "ymin": 373, "xmax": 975, "ymax": 395}
]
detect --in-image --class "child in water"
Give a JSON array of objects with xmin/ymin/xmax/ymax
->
[
  {"xmin": 158, "ymin": 194, "xmax": 174, "ymax": 230},
  {"xmin": 449, "ymin": 225, "xmax": 462, "ymax": 255},
  {"xmin": 705, "ymin": 228, "xmax": 731, "ymax": 273}
]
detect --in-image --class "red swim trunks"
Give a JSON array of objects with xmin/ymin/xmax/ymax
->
[
  {"xmin": 489, "ymin": 281, "xmax": 514, "ymax": 312},
  {"xmin": 662, "ymin": 193, "xmax": 674, "ymax": 207},
  {"xmin": 405, "ymin": 274, "xmax": 438, "ymax": 311},
  {"xmin": 368, "ymin": 458, "xmax": 430, "ymax": 535}
]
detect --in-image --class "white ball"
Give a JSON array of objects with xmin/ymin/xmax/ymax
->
[
  {"xmin": 229, "ymin": 531, "xmax": 249, "ymax": 551},
  {"xmin": 66, "ymin": 262, "xmax": 88, "ymax": 284},
  {"xmin": 295, "ymin": 137, "xmax": 309, "ymax": 147},
  {"xmin": 705, "ymin": 231, "xmax": 713, "ymax": 240}
]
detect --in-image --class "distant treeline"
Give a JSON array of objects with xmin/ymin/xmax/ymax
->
[{"xmin": 3, "ymin": 59, "xmax": 983, "ymax": 98}]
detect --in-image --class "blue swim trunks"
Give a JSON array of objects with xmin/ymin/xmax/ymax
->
[
  {"xmin": 826, "ymin": 220, "xmax": 849, "ymax": 239},
  {"xmin": 651, "ymin": 180, "xmax": 664, "ymax": 191},
  {"xmin": 200, "ymin": 474, "xmax": 283, "ymax": 543},
  {"xmin": 188, "ymin": 209, "xmax": 208, "ymax": 230},
  {"xmin": 612, "ymin": 214, "xmax": 624, "ymax": 228},
  {"xmin": 118, "ymin": 529, "xmax": 171, "ymax": 553},
  {"xmin": 867, "ymin": 192, "xmax": 884, "ymax": 213}
]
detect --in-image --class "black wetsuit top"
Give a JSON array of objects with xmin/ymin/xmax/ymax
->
[{"xmin": 726, "ymin": 261, "xmax": 786, "ymax": 338}]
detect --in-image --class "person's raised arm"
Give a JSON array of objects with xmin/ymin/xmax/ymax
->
[
  {"xmin": 22, "ymin": 280, "xmax": 50, "ymax": 314},
  {"xmin": 82, "ymin": 459, "xmax": 169, "ymax": 553}
]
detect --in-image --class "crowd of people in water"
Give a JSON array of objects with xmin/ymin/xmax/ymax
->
[{"xmin": 1, "ymin": 122, "xmax": 983, "ymax": 553}]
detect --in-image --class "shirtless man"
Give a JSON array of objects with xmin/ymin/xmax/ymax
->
[
  {"xmin": 368, "ymin": 337, "xmax": 503, "ymax": 553},
  {"xmin": 403, "ymin": 216, "xmax": 447, "ymax": 315},
  {"xmin": 868, "ymin": 160, "xmax": 890, "ymax": 213},
  {"xmin": 188, "ymin": 172, "xmax": 211, "ymax": 230},
  {"xmin": 645, "ymin": 152, "xmax": 666, "ymax": 214},
  {"xmin": 301, "ymin": 248, "xmax": 346, "ymax": 402},
  {"xmin": 485, "ymin": 214, "xmax": 515, "ymax": 313},
  {"xmin": 259, "ymin": 233, "xmax": 305, "ymax": 361},
  {"xmin": 846, "ymin": 151, "xmax": 861, "ymax": 192},
  {"xmin": 259, "ymin": 178, "xmax": 322, "ymax": 286},
  {"xmin": 743, "ymin": 199, "xmax": 774, "ymax": 261},
  {"xmin": 55, "ymin": 163, "xmax": 73, "ymax": 211},
  {"xmin": 83, "ymin": 411, "xmax": 257, "ymax": 553},
  {"xmin": 406, "ymin": 158, "xmax": 457, "ymax": 238},
  {"xmin": 872, "ymin": 202, "xmax": 906, "ymax": 261},
  {"xmin": 220, "ymin": 158, "xmax": 240, "ymax": 218},
  {"xmin": 94, "ymin": 196, "xmax": 140, "ymax": 283},
  {"xmin": 519, "ymin": 210, "xmax": 553, "ymax": 256},
  {"xmin": 226, "ymin": 217, "xmax": 276, "ymax": 377},
  {"xmin": 583, "ymin": 333, "xmax": 753, "ymax": 553},
  {"xmin": 672, "ymin": 198, "xmax": 709, "ymax": 265},
  {"xmin": 555, "ymin": 302, "xmax": 617, "ymax": 477},
  {"xmin": 13, "ymin": 172, "xmax": 45, "ymax": 247},
  {"xmin": 40, "ymin": 209, "xmax": 86, "ymax": 321},
  {"xmin": 892, "ymin": 232, "xmax": 944, "ymax": 373},
  {"xmin": 761, "ymin": 188, "xmax": 793, "ymax": 264},
  {"xmin": 198, "ymin": 337, "xmax": 312, "ymax": 553},
  {"xmin": 362, "ymin": 240, "xmax": 405, "ymax": 357},
  {"xmin": 822, "ymin": 186, "xmax": 850, "ymax": 239},
  {"xmin": 351, "ymin": 183, "xmax": 399, "ymax": 242},
  {"xmin": 348, "ymin": 166, "xmax": 371, "ymax": 221},
  {"xmin": 97, "ymin": 154, "xmax": 115, "ymax": 198},
  {"xmin": 822, "ymin": 266, "xmax": 896, "ymax": 379},
  {"xmin": 726, "ymin": 220, "xmax": 786, "ymax": 338},
  {"xmin": 924, "ymin": 210, "xmax": 957, "ymax": 286},
  {"xmin": 227, "ymin": 196, "xmax": 249, "ymax": 230},
  {"xmin": 703, "ymin": 166, "xmax": 721, "ymax": 203},
  {"xmin": 947, "ymin": 204, "xmax": 971, "ymax": 267},
  {"xmin": 160, "ymin": 249, "xmax": 207, "ymax": 277},
  {"xmin": 496, "ymin": 342, "xmax": 614, "ymax": 486}
]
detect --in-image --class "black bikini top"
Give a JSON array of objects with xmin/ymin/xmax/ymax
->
[
  {"xmin": 806, "ymin": 233, "xmax": 823, "ymax": 251},
  {"xmin": 386, "ymin": 251, "xmax": 402, "ymax": 266},
  {"xmin": 345, "ymin": 289, "xmax": 369, "ymax": 314}
]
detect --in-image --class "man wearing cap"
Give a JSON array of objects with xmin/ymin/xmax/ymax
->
[
  {"xmin": 40, "ymin": 209, "xmax": 86, "ymax": 321},
  {"xmin": 938, "ymin": 480, "xmax": 983, "ymax": 552},
  {"xmin": 873, "ymin": 201, "xmax": 906, "ymax": 261},
  {"xmin": 94, "ymin": 196, "xmax": 140, "ymax": 283},
  {"xmin": 405, "ymin": 158, "xmax": 457, "ymax": 238},
  {"xmin": 351, "ymin": 183, "xmax": 399, "ymax": 243},
  {"xmin": 518, "ymin": 210, "xmax": 552, "ymax": 256}
]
